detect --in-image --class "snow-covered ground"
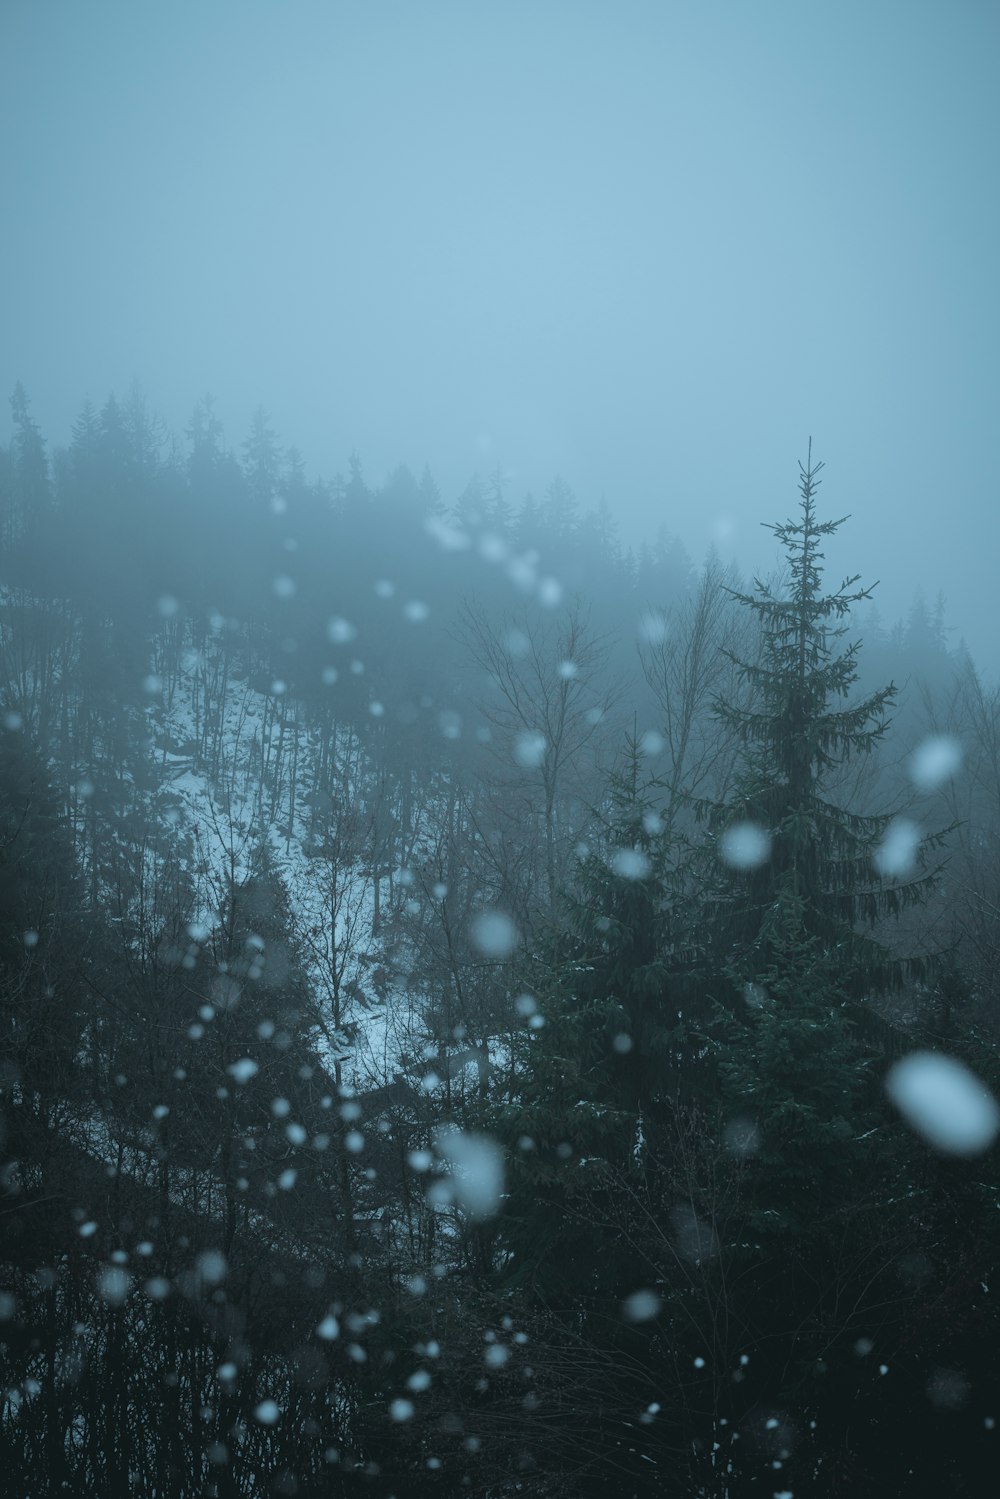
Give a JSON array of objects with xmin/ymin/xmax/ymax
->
[
  {"xmin": 139, "ymin": 625, "xmax": 510, "ymax": 1106},
  {"xmin": 142, "ymin": 633, "xmax": 418, "ymax": 1093}
]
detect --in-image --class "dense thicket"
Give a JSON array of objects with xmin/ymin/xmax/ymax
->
[{"xmin": 2, "ymin": 384, "xmax": 999, "ymax": 1496}]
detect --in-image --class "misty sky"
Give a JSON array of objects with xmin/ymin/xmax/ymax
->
[{"xmin": 2, "ymin": 1, "xmax": 998, "ymax": 665}]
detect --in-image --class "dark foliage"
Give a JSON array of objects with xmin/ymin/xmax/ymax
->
[{"xmin": 2, "ymin": 391, "xmax": 999, "ymax": 1496}]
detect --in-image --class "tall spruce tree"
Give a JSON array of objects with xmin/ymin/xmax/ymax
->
[
  {"xmin": 694, "ymin": 448, "xmax": 956, "ymax": 1492},
  {"xmin": 705, "ymin": 442, "xmax": 935, "ymax": 997},
  {"xmin": 695, "ymin": 447, "xmax": 929, "ymax": 1235},
  {"xmin": 487, "ymin": 451, "xmax": 957, "ymax": 1496}
]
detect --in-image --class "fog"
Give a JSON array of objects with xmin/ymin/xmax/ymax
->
[
  {"xmin": 7, "ymin": 8, "xmax": 1000, "ymax": 1493},
  {"xmin": 3, "ymin": 0, "xmax": 998, "ymax": 662}
]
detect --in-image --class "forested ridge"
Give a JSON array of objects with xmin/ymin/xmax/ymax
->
[{"xmin": 2, "ymin": 384, "xmax": 1000, "ymax": 1496}]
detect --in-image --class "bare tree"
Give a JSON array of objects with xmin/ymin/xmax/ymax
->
[
  {"xmin": 639, "ymin": 555, "xmax": 753, "ymax": 835},
  {"xmin": 461, "ymin": 600, "xmax": 621, "ymax": 913}
]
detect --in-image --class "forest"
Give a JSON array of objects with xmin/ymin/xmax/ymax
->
[{"xmin": 2, "ymin": 382, "xmax": 1000, "ymax": 1497}]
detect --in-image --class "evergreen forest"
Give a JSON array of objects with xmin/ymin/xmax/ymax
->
[{"xmin": 3, "ymin": 385, "xmax": 1000, "ymax": 1497}]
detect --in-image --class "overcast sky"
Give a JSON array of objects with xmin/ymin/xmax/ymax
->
[{"xmin": 2, "ymin": 1, "xmax": 998, "ymax": 665}]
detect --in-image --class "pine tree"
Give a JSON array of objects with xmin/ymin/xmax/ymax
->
[
  {"xmin": 540, "ymin": 474, "xmax": 578, "ymax": 550},
  {"xmin": 699, "ymin": 447, "xmax": 943, "ymax": 1257},
  {"xmin": 186, "ymin": 393, "xmax": 225, "ymax": 486},
  {"xmin": 497, "ymin": 735, "xmax": 679, "ymax": 1301},
  {"xmin": 417, "ymin": 462, "xmax": 442, "ymax": 518},
  {"xmin": 452, "ymin": 472, "xmax": 484, "ymax": 530},
  {"xmin": 705, "ymin": 442, "xmax": 937, "ymax": 998},
  {"xmin": 481, "ymin": 464, "xmax": 513, "ymax": 534},
  {"xmin": 121, "ymin": 379, "xmax": 165, "ymax": 482},
  {"xmin": 581, "ymin": 494, "xmax": 620, "ymax": 566},
  {"xmin": 9, "ymin": 382, "xmax": 50, "ymax": 521},
  {"xmin": 715, "ymin": 898, "xmax": 874, "ymax": 1236},
  {"xmin": 242, "ymin": 405, "xmax": 282, "ymax": 510},
  {"xmin": 491, "ymin": 738, "xmax": 757, "ymax": 1494},
  {"xmin": 68, "ymin": 398, "xmax": 101, "ymax": 484},
  {"xmin": 489, "ymin": 451, "xmax": 955, "ymax": 1495},
  {"xmin": 514, "ymin": 490, "xmax": 542, "ymax": 552},
  {"xmin": 97, "ymin": 391, "xmax": 129, "ymax": 487},
  {"xmin": 693, "ymin": 449, "xmax": 954, "ymax": 1490},
  {"xmin": 7, "ymin": 384, "xmax": 52, "ymax": 581}
]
